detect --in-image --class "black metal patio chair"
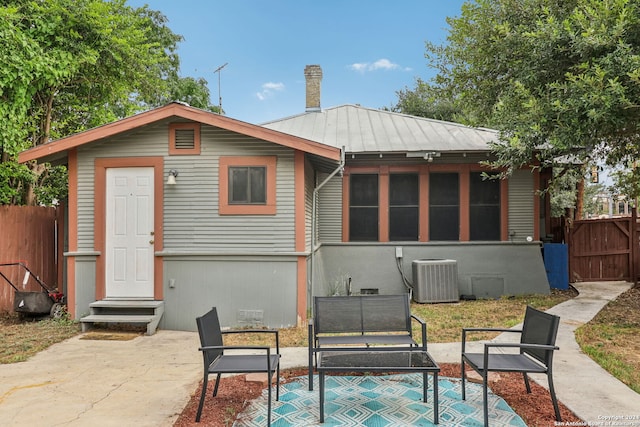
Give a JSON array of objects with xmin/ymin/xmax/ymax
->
[
  {"xmin": 195, "ymin": 307, "xmax": 280, "ymax": 425},
  {"xmin": 461, "ymin": 305, "xmax": 561, "ymax": 426}
]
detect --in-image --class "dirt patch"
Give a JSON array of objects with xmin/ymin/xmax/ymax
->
[
  {"xmin": 173, "ymin": 364, "xmax": 582, "ymax": 427},
  {"xmin": 589, "ymin": 285, "xmax": 640, "ymax": 327},
  {"xmin": 79, "ymin": 331, "xmax": 142, "ymax": 341},
  {"xmin": 0, "ymin": 312, "xmax": 80, "ymax": 364}
]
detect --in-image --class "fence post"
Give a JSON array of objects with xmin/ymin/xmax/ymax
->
[
  {"xmin": 565, "ymin": 214, "xmax": 574, "ymax": 283},
  {"xmin": 632, "ymin": 207, "xmax": 638, "ymax": 285}
]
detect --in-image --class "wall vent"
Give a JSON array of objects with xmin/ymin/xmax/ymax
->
[
  {"xmin": 169, "ymin": 122, "xmax": 200, "ymax": 155},
  {"xmin": 412, "ymin": 259, "xmax": 459, "ymax": 303},
  {"xmin": 471, "ymin": 276, "xmax": 505, "ymax": 298},
  {"xmin": 174, "ymin": 129, "xmax": 195, "ymax": 149},
  {"xmin": 237, "ymin": 309, "xmax": 264, "ymax": 326}
]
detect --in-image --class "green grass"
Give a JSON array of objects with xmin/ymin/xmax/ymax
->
[
  {"xmin": 225, "ymin": 290, "xmax": 574, "ymax": 347},
  {"xmin": 576, "ymin": 328, "xmax": 640, "ymax": 393},
  {"xmin": 575, "ymin": 286, "xmax": 640, "ymax": 394},
  {"xmin": 0, "ymin": 313, "xmax": 81, "ymax": 364},
  {"xmin": 0, "ymin": 290, "xmax": 574, "ymax": 365},
  {"xmin": 410, "ymin": 292, "xmax": 572, "ymax": 343}
]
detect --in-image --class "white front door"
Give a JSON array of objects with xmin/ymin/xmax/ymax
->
[{"xmin": 105, "ymin": 167, "xmax": 155, "ymax": 299}]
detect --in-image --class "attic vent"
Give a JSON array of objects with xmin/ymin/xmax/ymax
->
[
  {"xmin": 169, "ymin": 122, "xmax": 201, "ymax": 155},
  {"xmin": 174, "ymin": 129, "xmax": 195, "ymax": 149}
]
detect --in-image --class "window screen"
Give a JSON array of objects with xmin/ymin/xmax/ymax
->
[
  {"xmin": 469, "ymin": 172, "xmax": 500, "ymax": 240},
  {"xmin": 229, "ymin": 166, "xmax": 267, "ymax": 204},
  {"xmin": 349, "ymin": 174, "xmax": 379, "ymax": 241},
  {"xmin": 389, "ymin": 173, "xmax": 419, "ymax": 241},
  {"xmin": 429, "ymin": 173, "xmax": 459, "ymax": 241}
]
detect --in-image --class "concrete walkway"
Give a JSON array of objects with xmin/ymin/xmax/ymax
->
[
  {"xmin": 544, "ymin": 281, "xmax": 640, "ymax": 423},
  {"xmin": 0, "ymin": 330, "xmax": 201, "ymax": 426},
  {"xmin": 434, "ymin": 281, "xmax": 640, "ymax": 424},
  {"xmin": 0, "ymin": 281, "xmax": 638, "ymax": 426}
]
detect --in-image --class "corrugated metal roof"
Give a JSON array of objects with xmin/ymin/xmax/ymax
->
[{"xmin": 261, "ymin": 104, "xmax": 498, "ymax": 154}]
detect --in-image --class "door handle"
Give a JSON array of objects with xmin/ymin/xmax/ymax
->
[{"xmin": 149, "ymin": 240, "xmax": 154, "ymax": 244}]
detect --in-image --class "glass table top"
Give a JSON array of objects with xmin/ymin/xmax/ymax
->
[{"xmin": 318, "ymin": 350, "xmax": 439, "ymax": 370}]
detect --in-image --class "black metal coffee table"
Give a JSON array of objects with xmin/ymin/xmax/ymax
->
[{"xmin": 317, "ymin": 349, "xmax": 440, "ymax": 424}]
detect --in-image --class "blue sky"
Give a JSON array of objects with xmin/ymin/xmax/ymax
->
[{"xmin": 127, "ymin": 1, "xmax": 466, "ymax": 124}]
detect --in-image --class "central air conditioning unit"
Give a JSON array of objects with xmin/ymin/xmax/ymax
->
[{"xmin": 412, "ymin": 259, "xmax": 459, "ymax": 303}]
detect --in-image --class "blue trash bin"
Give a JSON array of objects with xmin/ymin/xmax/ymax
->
[{"xmin": 543, "ymin": 243, "xmax": 569, "ymax": 290}]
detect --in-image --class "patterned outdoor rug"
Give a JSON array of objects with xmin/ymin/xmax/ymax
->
[{"xmin": 235, "ymin": 374, "xmax": 526, "ymax": 426}]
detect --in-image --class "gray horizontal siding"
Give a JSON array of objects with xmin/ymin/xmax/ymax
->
[
  {"xmin": 164, "ymin": 127, "xmax": 295, "ymax": 251},
  {"xmin": 75, "ymin": 122, "xmax": 299, "ymax": 253},
  {"xmin": 76, "ymin": 155, "xmax": 96, "ymax": 251},
  {"xmin": 508, "ymin": 169, "xmax": 535, "ymax": 242},
  {"xmin": 317, "ymin": 173, "xmax": 343, "ymax": 243},
  {"xmin": 305, "ymin": 158, "xmax": 314, "ymax": 251}
]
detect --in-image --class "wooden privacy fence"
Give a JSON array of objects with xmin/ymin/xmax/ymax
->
[
  {"xmin": 568, "ymin": 208, "xmax": 638, "ymax": 283},
  {"xmin": 0, "ymin": 206, "xmax": 62, "ymax": 312}
]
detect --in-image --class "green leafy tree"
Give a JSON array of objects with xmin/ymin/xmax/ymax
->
[
  {"xmin": 419, "ymin": 0, "xmax": 640, "ymax": 201},
  {"xmin": 152, "ymin": 76, "xmax": 222, "ymax": 113},
  {"xmin": 611, "ymin": 165, "xmax": 640, "ymax": 207},
  {"xmin": 0, "ymin": 0, "xmax": 214, "ymax": 205},
  {"xmin": 0, "ymin": 159, "xmax": 33, "ymax": 205},
  {"xmin": 582, "ymin": 181, "xmax": 609, "ymax": 218},
  {"xmin": 390, "ymin": 78, "xmax": 461, "ymax": 122},
  {"xmin": 549, "ymin": 168, "xmax": 580, "ymax": 218}
]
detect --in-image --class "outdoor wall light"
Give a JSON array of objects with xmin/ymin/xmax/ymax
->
[{"xmin": 167, "ymin": 169, "xmax": 178, "ymax": 185}]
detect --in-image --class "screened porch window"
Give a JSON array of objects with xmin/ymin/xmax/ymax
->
[
  {"xmin": 349, "ymin": 174, "xmax": 379, "ymax": 241},
  {"xmin": 469, "ymin": 172, "xmax": 501, "ymax": 240},
  {"xmin": 429, "ymin": 172, "xmax": 459, "ymax": 241},
  {"xmin": 344, "ymin": 166, "xmax": 506, "ymax": 243},
  {"xmin": 389, "ymin": 173, "xmax": 419, "ymax": 241}
]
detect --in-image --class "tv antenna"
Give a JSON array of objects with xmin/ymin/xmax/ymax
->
[{"xmin": 214, "ymin": 62, "xmax": 228, "ymax": 113}]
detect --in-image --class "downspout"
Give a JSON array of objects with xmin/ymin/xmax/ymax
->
[{"xmin": 309, "ymin": 147, "xmax": 345, "ymax": 313}]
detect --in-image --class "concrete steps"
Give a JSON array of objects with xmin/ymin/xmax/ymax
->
[{"xmin": 80, "ymin": 300, "xmax": 164, "ymax": 335}]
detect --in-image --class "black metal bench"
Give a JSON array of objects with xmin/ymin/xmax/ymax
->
[{"xmin": 308, "ymin": 294, "xmax": 427, "ymax": 390}]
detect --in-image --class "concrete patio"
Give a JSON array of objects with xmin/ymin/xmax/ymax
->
[{"xmin": 0, "ymin": 281, "xmax": 638, "ymax": 426}]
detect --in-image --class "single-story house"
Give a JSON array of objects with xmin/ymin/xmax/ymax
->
[{"xmin": 18, "ymin": 65, "xmax": 552, "ymax": 331}]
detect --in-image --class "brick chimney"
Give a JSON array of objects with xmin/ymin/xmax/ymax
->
[{"xmin": 304, "ymin": 65, "xmax": 322, "ymax": 112}]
